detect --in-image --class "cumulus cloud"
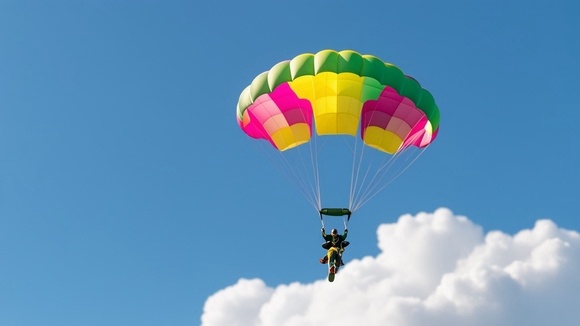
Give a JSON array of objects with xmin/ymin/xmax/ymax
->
[{"xmin": 201, "ymin": 208, "xmax": 580, "ymax": 326}]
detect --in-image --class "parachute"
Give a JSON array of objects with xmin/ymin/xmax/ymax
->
[{"xmin": 236, "ymin": 49, "xmax": 440, "ymax": 216}]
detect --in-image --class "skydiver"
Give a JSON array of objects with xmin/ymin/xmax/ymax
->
[{"xmin": 319, "ymin": 228, "xmax": 349, "ymax": 265}]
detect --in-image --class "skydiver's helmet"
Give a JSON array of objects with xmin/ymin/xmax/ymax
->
[{"xmin": 331, "ymin": 229, "xmax": 338, "ymax": 237}]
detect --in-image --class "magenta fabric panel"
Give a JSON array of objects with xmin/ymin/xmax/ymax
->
[
  {"xmin": 240, "ymin": 83, "xmax": 313, "ymax": 150},
  {"xmin": 361, "ymin": 87, "xmax": 422, "ymax": 133},
  {"xmin": 270, "ymin": 83, "xmax": 313, "ymax": 128}
]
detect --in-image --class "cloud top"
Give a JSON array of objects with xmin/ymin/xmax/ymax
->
[{"xmin": 202, "ymin": 208, "xmax": 580, "ymax": 326}]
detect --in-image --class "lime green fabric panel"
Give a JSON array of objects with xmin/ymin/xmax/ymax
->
[
  {"xmin": 249, "ymin": 72, "xmax": 270, "ymax": 102},
  {"xmin": 290, "ymin": 53, "xmax": 315, "ymax": 79},
  {"xmin": 268, "ymin": 61, "xmax": 292, "ymax": 91}
]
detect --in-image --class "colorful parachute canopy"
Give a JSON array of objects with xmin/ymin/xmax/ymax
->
[{"xmin": 236, "ymin": 49, "xmax": 440, "ymax": 154}]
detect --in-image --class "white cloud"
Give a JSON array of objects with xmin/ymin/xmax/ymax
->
[
  {"xmin": 201, "ymin": 208, "xmax": 580, "ymax": 326},
  {"xmin": 202, "ymin": 278, "xmax": 274, "ymax": 326}
]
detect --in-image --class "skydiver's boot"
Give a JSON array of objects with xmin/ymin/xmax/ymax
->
[{"xmin": 319, "ymin": 256, "xmax": 328, "ymax": 264}]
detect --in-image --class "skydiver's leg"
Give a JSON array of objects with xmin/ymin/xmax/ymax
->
[
  {"xmin": 339, "ymin": 241, "xmax": 349, "ymax": 265},
  {"xmin": 320, "ymin": 242, "xmax": 332, "ymax": 264}
]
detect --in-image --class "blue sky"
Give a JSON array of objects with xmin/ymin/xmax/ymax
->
[{"xmin": 1, "ymin": 1, "xmax": 579, "ymax": 325}]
